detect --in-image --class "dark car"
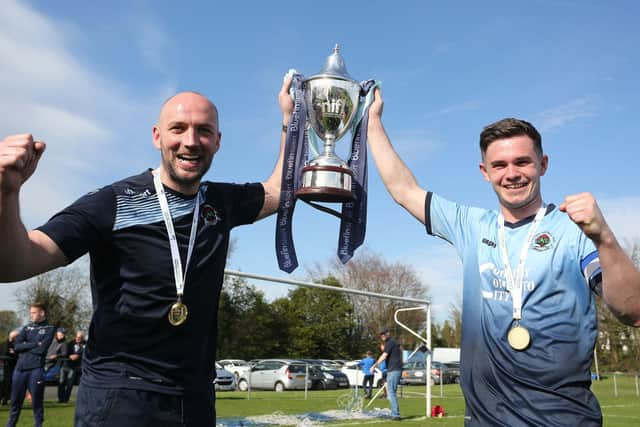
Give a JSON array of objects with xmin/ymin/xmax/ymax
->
[
  {"xmin": 431, "ymin": 361, "xmax": 460, "ymax": 384},
  {"xmin": 308, "ymin": 364, "xmax": 350, "ymax": 389}
]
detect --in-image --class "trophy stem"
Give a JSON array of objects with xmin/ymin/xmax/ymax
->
[{"xmin": 323, "ymin": 135, "xmax": 337, "ymax": 157}]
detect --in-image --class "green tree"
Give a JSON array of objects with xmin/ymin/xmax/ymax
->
[
  {"xmin": 14, "ymin": 266, "xmax": 91, "ymax": 333},
  {"xmin": 311, "ymin": 249, "xmax": 430, "ymax": 354},
  {"xmin": 271, "ymin": 277, "xmax": 355, "ymax": 359},
  {"xmin": 595, "ymin": 241, "xmax": 640, "ymax": 373},
  {"xmin": 217, "ymin": 275, "xmax": 281, "ymax": 360},
  {"xmin": 0, "ymin": 310, "xmax": 21, "ymax": 347}
]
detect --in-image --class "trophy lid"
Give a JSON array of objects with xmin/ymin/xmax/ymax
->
[{"xmin": 310, "ymin": 44, "xmax": 355, "ymax": 81}]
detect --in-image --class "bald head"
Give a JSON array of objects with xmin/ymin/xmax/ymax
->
[{"xmin": 158, "ymin": 91, "xmax": 219, "ymax": 132}]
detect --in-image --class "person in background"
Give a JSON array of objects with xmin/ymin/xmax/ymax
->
[
  {"xmin": 0, "ymin": 330, "xmax": 19, "ymax": 406},
  {"xmin": 372, "ymin": 329, "xmax": 402, "ymax": 420},
  {"xmin": 358, "ymin": 350, "xmax": 375, "ymax": 398},
  {"xmin": 58, "ymin": 330, "xmax": 85, "ymax": 403},
  {"xmin": 45, "ymin": 327, "xmax": 68, "ymax": 373},
  {"xmin": 6, "ymin": 303, "xmax": 55, "ymax": 427}
]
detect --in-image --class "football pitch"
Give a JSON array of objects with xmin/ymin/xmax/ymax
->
[{"xmin": 1, "ymin": 376, "xmax": 638, "ymax": 426}]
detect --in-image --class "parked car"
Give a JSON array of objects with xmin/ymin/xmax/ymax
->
[
  {"xmin": 43, "ymin": 360, "xmax": 81, "ymax": 386},
  {"xmin": 442, "ymin": 362, "xmax": 460, "ymax": 384},
  {"xmin": 237, "ymin": 359, "xmax": 312, "ymax": 392},
  {"xmin": 340, "ymin": 360, "xmax": 384, "ymax": 388},
  {"xmin": 217, "ymin": 359, "xmax": 252, "ymax": 380},
  {"xmin": 307, "ymin": 363, "xmax": 350, "ymax": 389},
  {"xmin": 213, "ymin": 362, "xmax": 236, "ymax": 391},
  {"xmin": 432, "ymin": 361, "xmax": 460, "ymax": 384},
  {"xmin": 401, "ymin": 360, "xmax": 439, "ymax": 386}
]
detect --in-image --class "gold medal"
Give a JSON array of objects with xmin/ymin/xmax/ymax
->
[
  {"xmin": 507, "ymin": 325, "xmax": 531, "ymax": 350},
  {"xmin": 168, "ymin": 301, "xmax": 188, "ymax": 326}
]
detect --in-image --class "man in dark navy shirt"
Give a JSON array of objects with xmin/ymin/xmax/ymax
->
[
  {"xmin": 6, "ymin": 303, "xmax": 55, "ymax": 427},
  {"xmin": 372, "ymin": 329, "xmax": 402, "ymax": 420},
  {"xmin": 0, "ymin": 78, "xmax": 293, "ymax": 426}
]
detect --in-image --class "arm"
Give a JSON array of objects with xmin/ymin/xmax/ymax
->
[
  {"xmin": 257, "ymin": 75, "xmax": 294, "ymax": 220},
  {"xmin": 560, "ymin": 192, "xmax": 640, "ymax": 327},
  {"xmin": 367, "ymin": 89, "xmax": 427, "ymax": 224},
  {"xmin": 0, "ymin": 134, "xmax": 68, "ymax": 282},
  {"xmin": 13, "ymin": 327, "xmax": 35, "ymax": 352},
  {"xmin": 371, "ymin": 352, "xmax": 388, "ymax": 373}
]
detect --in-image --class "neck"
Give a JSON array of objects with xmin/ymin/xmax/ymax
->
[
  {"xmin": 155, "ymin": 167, "xmax": 200, "ymax": 196},
  {"xmin": 500, "ymin": 199, "xmax": 544, "ymax": 223}
]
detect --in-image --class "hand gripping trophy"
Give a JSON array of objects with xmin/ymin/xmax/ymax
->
[{"xmin": 276, "ymin": 45, "xmax": 377, "ymax": 273}]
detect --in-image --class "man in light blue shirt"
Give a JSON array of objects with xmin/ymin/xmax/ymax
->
[{"xmin": 365, "ymin": 89, "xmax": 640, "ymax": 426}]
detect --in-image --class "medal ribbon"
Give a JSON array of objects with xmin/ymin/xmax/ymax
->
[
  {"xmin": 497, "ymin": 206, "xmax": 546, "ymax": 321},
  {"xmin": 153, "ymin": 170, "xmax": 201, "ymax": 299}
]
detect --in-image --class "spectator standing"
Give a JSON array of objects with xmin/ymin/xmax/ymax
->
[
  {"xmin": 378, "ymin": 343, "xmax": 388, "ymax": 398},
  {"xmin": 45, "ymin": 327, "xmax": 68, "ymax": 372},
  {"xmin": 358, "ymin": 351, "xmax": 375, "ymax": 398},
  {"xmin": 372, "ymin": 329, "xmax": 402, "ymax": 420},
  {"xmin": 6, "ymin": 303, "xmax": 55, "ymax": 427},
  {"xmin": 0, "ymin": 330, "xmax": 19, "ymax": 406},
  {"xmin": 58, "ymin": 331, "xmax": 85, "ymax": 403}
]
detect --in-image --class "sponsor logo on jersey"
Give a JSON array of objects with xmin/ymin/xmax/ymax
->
[
  {"xmin": 202, "ymin": 205, "xmax": 221, "ymax": 225},
  {"xmin": 532, "ymin": 232, "xmax": 553, "ymax": 251},
  {"xmin": 482, "ymin": 238, "xmax": 496, "ymax": 248}
]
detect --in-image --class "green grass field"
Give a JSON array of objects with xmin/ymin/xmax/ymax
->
[{"xmin": 1, "ymin": 376, "xmax": 639, "ymax": 426}]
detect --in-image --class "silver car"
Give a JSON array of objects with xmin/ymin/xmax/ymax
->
[
  {"xmin": 214, "ymin": 362, "xmax": 236, "ymax": 391},
  {"xmin": 237, "ymin": 359, "xmax": 311, "ymax": 392}
]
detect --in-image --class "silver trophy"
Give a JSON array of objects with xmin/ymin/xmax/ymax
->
[{"xmin": 296, "ymin": 45, "xmax": 362, "ymax": 203}]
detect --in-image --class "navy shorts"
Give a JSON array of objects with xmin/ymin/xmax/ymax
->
[{"xmin": 74, "ymin": 384, "xmax": 215, "ymax": 427}]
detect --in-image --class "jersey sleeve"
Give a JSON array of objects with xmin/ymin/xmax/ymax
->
[
  {"xmin": 579, "ymin": 236, "xmax": 602, "ymax": 295},
  {"xmin": 218, "ymin": 182, "xmax": 264, "ymax": 228},
  {"xmin": 36, "ymin": 186, "xmax": 116, "ymax": 263},
  {"xmin": 425, "ymin": 192, "xmax": 485, "ymax": 252}
]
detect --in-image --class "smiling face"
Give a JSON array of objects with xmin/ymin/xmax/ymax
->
[
  {"xmin": 152, "ymin": 92, "xmax": 221, "ymax": 195},
  {"xmin": 479, "ymin": 135, "xmax": 548, "ymax": 222}
]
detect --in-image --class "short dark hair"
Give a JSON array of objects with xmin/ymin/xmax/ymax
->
[
  {"xmin": 30, "ymin": 302, "xmax": 46, "ymax": 312},
  {"xmin": 479, "ymin": 118, "xmax": 542, "ymax": 159}
]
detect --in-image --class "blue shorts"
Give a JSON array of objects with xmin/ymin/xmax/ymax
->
[{"xmin": 74, "ymin": 384, "xmax": 215, "ymax": 427}]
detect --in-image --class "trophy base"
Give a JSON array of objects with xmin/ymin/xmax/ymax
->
[{"xmin": 296, "ymin": 165, "xmax": 354, "ymax": 203}]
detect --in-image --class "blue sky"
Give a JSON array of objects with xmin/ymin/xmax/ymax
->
[{"xmin": 1, "ymin": 0, "xmax": 639, "ymax": 323}]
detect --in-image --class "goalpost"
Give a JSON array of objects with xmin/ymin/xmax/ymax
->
[{"xmin": 224, "ymin": 269, "xmax": 433, "ymax": 419}]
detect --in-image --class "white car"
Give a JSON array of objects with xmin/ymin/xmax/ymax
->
[
  {"xmin": 218, "ymin": 359, "xmax": 252, "ymax": 380},
  {"xmin": 340, "ymin": 360, "xmax": 385, "ymax": 388},
  {"xmin": 214, "ymin": 363, "xmax": 236, "ymax": 391}
]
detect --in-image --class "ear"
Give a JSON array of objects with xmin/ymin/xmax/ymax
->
[
  {"xmin": 214, "ymin": 131, "xmax": 222, "ymax": 154},
  {"xmin": 539, "ymin": 154, "xmax": 549, "ymax": 176},
  {"xmin": 152, "ymin": 125, "xmax": 161, "ymax": 150},
  {"xmin": 479, "ymin": 162, "xmax": 491, "ymax": 182}
]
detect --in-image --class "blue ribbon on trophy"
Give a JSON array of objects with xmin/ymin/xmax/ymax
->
[{"xmin": 276, "ymin": 45, "xmax": 379, "ymax": 273}]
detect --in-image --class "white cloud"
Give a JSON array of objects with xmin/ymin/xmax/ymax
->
[
  {"xmin": 0, "ymin": 1, "xmax": 168, "ymax": 226},
  {"xmin": 424, "ymin": 100, "xmax": 481, "ymax": 118},
  {"xmin": 137, "ymin": 20, "xmax": 170, "ymax": 73},
  {"xmin": 535, "ymin": 96, "xmax": 597, "ymax": 132}
]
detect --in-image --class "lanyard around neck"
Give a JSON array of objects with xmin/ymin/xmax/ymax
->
[
  {"xmin": 497, "ymin": 206, "xmax": 546, "ymax": 321},
  {"xmin": 152, "ymin": 170, "xmax": 201, "ymax": 298}
]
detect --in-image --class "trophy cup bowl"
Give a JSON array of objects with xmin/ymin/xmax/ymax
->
[{"xmin": 296, "ymin": 45, "xmax": 361, "ymax": 203}]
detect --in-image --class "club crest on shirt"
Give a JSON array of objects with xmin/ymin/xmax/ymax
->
[
  {"xmin": 201, "ymin": 204, "xmax": 221, "ymax": 225},
  {"xmin": 532, "ymin": 232, "xmax": 553, "ymax": 251}
]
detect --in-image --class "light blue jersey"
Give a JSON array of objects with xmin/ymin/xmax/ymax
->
[{"xmin": 426, "ymin": 192, "xmax": 602, "ymax": 426}]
